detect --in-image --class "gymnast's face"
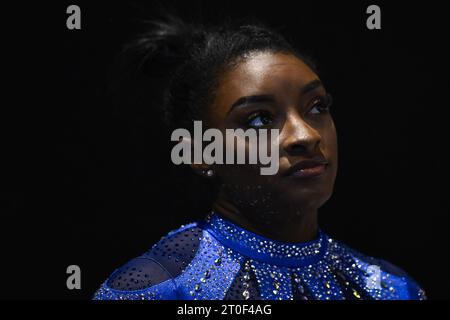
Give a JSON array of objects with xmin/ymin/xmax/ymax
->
[{"xmin": 205, "ymin": 51, "xmax": 338, "ymax": 222}]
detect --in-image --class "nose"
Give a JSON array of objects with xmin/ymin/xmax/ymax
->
[{"xmin": 281, "ymin": 112, "xmax": 322, "ymax": 156}]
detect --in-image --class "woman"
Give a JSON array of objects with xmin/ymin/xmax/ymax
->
[{"xmin": 93, "ymin": 16, "xmax": 425, "ymax": 300}]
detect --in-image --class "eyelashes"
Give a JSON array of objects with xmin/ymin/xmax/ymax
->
[
  {"xmin": 309, "ymin": 93, "xmax": 333, "ymax": 115},
  {"xmin": 244, "ymin": 94, "xmax": 333, "ymax": 128},
  {"xmin": 246, "ymin": 111, "xmax": 273, "ymax": 128}
]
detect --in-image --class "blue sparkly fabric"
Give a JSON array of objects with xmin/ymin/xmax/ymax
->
[{"xmin": 93, "ymin": 212, "xmax": 425, "ymax": 300}]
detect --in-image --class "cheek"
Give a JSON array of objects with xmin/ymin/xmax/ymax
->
[
  {"xmin": 320, "ymin": 119, "xmax": 338, "ymax": 162},
  {"xmin": 319, "ymin": 122, "xmax": 338, "ymax": 193},
  {"xmin": 329, "ymin": 124, "xmax": 338, "ymax": 166},
  {"xmin": 214, "ymin": 137, "xmax": 280, "ymax": 207},
  {"xmin": 215, "ymin": 162, "xmax": 269, "ymax": 186},
  {"xmin": 218, "ymin": 136, "xmax": 274, "ymax": 179}
]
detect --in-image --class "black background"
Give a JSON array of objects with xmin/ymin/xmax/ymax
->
[{"xmin": 2, "ymin": 0, "xmax": 449, "ymax": 299}]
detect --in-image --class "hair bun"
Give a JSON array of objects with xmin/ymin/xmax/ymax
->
[{"xmin": 128, "ymin": 15, "xmax": 203, "ymax": 76}]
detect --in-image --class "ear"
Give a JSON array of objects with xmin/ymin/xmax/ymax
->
[{"xmin": 179, "ymin": 134, "xmax": 215, "ymax": 178}]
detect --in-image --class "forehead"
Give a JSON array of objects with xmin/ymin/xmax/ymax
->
[{"xmin": 210, "ymin": 52, "xmax": 319, "ymax": 118}]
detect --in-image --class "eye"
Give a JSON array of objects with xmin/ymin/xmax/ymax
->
[
  {"xmin": 247, "ymin": 112, "xmax": 273, "ymax": 128},
  {"xmin": 308, "ymin": 94, "xmax": 333, "ymax": 115}
]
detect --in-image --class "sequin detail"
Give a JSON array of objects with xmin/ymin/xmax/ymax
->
[{"xmin": 93, "ymin": 213, "xmax": 426, "ymax": 300}]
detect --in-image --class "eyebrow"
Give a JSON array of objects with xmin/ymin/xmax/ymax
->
[
  {"xmin": 228, "ymin": 79, "xmax": 324, "ymax": 114},
  {"xmin": 228, "ymin": 95, "xmax": 275, "ymax": 114},
  {"xmin": 300, "ymin": 79, "xmax": 323, "ymax": 95}
]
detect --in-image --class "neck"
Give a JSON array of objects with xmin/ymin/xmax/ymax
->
[{"xmin": 212, "ymin": 192, "xmax": 319, "ymax": 243}]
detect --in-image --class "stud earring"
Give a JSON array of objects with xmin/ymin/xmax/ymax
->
[{"xmin": 204, "ymin": 169, "xmax": 214, "ymax": 177}]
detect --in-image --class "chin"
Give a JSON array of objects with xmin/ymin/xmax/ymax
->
[{"xmin": 284, "ymin": 188, "xmax": 333, "ymax": 209}]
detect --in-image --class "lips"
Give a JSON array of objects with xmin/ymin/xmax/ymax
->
[{"xmin": 284, "ymin": 158, "xmax": 329, "ymax": 179}]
